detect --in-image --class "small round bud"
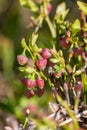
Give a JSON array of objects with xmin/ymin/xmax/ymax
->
[
  {"xmin": 34, "ymin": 89, "xmax": 45, "ymax": 97},
  {"xmin": 21, "ymin": 78, "xmax": 36, "ymax": 88},
  {"xmin": 46, "ymin": 3, "xmax": 52, "ymax": 15},
  {"xmin": 24, "ymin": 89, "xmax": 35, "ymax": 98},
  {"xmin": 66, "ymin": 30, "xmax": 71, "ymax": 37},
  {"xmin": 26, "ymin": 109, "xmax": 30, "ymax": 114},
  {"xmin": 75, "ymin": 83, "xmax": 82, "ymax": 92},
  {"xmin": 17, "ymin": 55, "xmax": 28, "ymax": 65},
  {"xmin": 74, "ymin": 79, "xmax": 82, "ymax": 92},
  {"xmin": 68, "ymin": 50, "xmax": 74, "ymax": 58},
  {"xmin": 42, "ymin": 48, "xmax": 51, "ymax": 59},
  {"xmin": 73, "ymin": 47, "xmax": 82, "ymax": 56},
  {"xmin": 36, "ymin": 79, "xmax": 44, "ymax": 89},
  {"xmin": 59, "ymin": 37, "xmax": 70, "ymax": 49},
  {"xmin": 36, "ymin": 58, "xmax": 47, "ymax": 70},
  {"xmin": 82, "ymin": 52, "xmax": 87, "ymax": 62}
]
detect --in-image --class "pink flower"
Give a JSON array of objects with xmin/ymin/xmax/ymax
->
[
  {"xmin": 75, "ymin": 83, "xmax": 82, "ymax": 92},
  {"xmin": 73, "ymin": 47, "xmax": 82, "ymax": 56},
  {"xmin": 66, "ymin": 30, "xmax": 71, "ymax": 37},
  {"xmin": 36, "ymin": 79, "xmax": 44, "ymax": 89},
  {"xmin": 75, "ymin": 79, "xmax": 82, "ymax": 92},
  {"xmin": 42, "ymin": 48, "xmax": 51, "ymax": 59},
  {"xmin": 36, "ymin": 58, "xmax": 47, "ymax": 70},
  {"xmin": 34, "ymin": 89, "xmax": 45, "ymax": 97},
  {"xmin": 46, "ymin": 3, "xmax": 52, "ymax": 14},
  {"xmin": 69, "ymin": 47, "xmax": 82, "ymax": 57},
  {"xmin": 17, "ymin": 55, "xmax": 28, "ymax": 65},
  {"xmin": 24, "ymin": 89, "xmax": 35, "ymax": 98},
  {"xmin": 59, "ymin": 37, "xmax": 70, "ymax": 49},
  {"xmin": 82, "ymin": 52, "xmax": 87, "ymax": 61},
  {"xmin": 21, "ymin": 78, "xmax": 36, "ymax": 88}
]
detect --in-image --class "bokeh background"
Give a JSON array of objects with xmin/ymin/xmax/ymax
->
[{"xmin": 0, "ymin": 0, "xmax": 82, "ymax": 129}]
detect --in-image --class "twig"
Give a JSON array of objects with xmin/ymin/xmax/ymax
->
[
  {"xmin": 64, "ymin": 83, "xmax": 70, "ymax": 105},
  {"xmin": 48, "ymin": 110, "xmax": 87, "ymax": 126},
  {"xmin": 48, "ymin": 113, "xmax": 55, "ymax": 119},
  {"xmin": 59, "ymin": 110, "xmax": 87, "ymax": 127},
  {"xmin": 74, "ymin": 91, "xmax": 81, "ymax": 114}
]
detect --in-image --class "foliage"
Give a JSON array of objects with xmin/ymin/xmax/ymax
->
[{"xmin": 17, "ymin": 0, "xmax": 87, "ymax": 130}]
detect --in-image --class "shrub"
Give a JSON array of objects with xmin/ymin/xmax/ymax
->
[{"xmin": 17, "ymin": 0, "xmax": 87, "ymax": 130}]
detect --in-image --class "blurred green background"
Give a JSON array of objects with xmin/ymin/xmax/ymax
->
[{"xmin": 0, "ymin": 0, "xmax": 81, "ymax": 129}]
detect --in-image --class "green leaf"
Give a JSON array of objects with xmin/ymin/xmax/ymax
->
[
  {"xmin": 71, "ymin": 19, "xmax": 81, "ymax": 34},
  {"xmin": 19, "ymin": 0, "xmax": 26, "ymax": 6},
  {"xmin": 21, "ymin": 38, "xmax": 27, "ymax": 48},
  {"xmin": 83, "ymin": 38, "xmax": 87, "ymax": 44},
  {"xmin": 56, "ymin": 2, "xmax": 66, "ymax": 14},
  {"xmin": 19, "ymin": 67, "xmax": 25, "ymax": 72},
  {"xmin": 81, "ymin": 73, "xmax": 87, "ymax": 87},
  {"xmin": 55, "ymin": 2, "xmax": 69, "ymax": 23},
  {"xmin": 25, "ymin": 67, "xmax": 35, "ymax": 73},
  {"xmin": 19, "ymin": 0, "xmax": 38, "ymax": 12},
  {"xmin": 70, "ymin": 37, "xmax": 79, "ymax": 43},
  {"xmin": 55, "ymin": 14, "xmax": 63, "ymax": 23},
  {"xmin": 73, "ymin": 70, "xmax": 82, "ymax": 76},
  {"xmin": 81, "ymin": 73, "xmax": 87, "ymax": 104},
  {"xmin": 83, "ymin": 23, "xmax": 87, "ymax": 31},
  {"xmin": 78, "ymin": 41, "xmax": 84, "ymax": 46},
  {"xmin": 54, "ymin": 65, "xmax": 62, "ymax": 73},
  {"xmin": 49, "ymin": 58, "xmax": 58, "ymax": 63},
  {"xmin": 32, "ymin": 34, "xmax": 38, "ymax": 46},
  {"xmin": 32, "ymin": 44, "xmax": 42, "ymax": 53},
  {"xmin": 77, "ymin": 1, "xmax": 87, "ymax": 14}
]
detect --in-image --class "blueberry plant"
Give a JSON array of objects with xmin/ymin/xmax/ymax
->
[{"xmin": 17, "ymin": 0, "xmax": 87, "ymax": 130}]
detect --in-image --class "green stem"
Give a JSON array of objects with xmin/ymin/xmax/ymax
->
[
  {"xmin": 74, "ymin": 99, "xmax": 79, "ymax": 114},
  {"xmin": 39, "ymin": 71, "xmax": 47, "ymax": 80},
  {"xmin": 47, "ymin": 78, "xmax": 54, "ymax": 87},
  {"xmin": 23, "ymin": 109, "xmax": 30, "ymax": 129},
  {"xmin": 81, "ymin": 73, "xmax": 87, "ymax": 105},
  {"xmin": 23, "ymin": 117, "xmax": 28, "ymax": 129},
  {"xmin": 46, "ymin": 16, "xmax": 56, "ymax": 39},
  {"xmin": 26, "ymin": 47, "xmax": 34, "ymax": 61},
  {"xmin": 84, "ymin": 90, "xmax": 86, "ymax": 105}
]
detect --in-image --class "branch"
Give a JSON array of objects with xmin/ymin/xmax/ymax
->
[{"xmin": 59, "ymin": 110, "xmax": 87, "ymax": 126}]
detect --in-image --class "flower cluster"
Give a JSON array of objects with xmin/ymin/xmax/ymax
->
[{"xmin": 17, "ymin": 47, "xmax": 53, "ymax": 98}]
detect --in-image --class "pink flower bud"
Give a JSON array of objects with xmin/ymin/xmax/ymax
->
[
  {"xmin": 65, "ymin": 36, "xmax": 70, "ymax": 44},
  {"xmin": 82, "ymin": 52, "xmax": 87, "ymax": 62},
  {"xmin": 75, "ymin": 83, "xmax": 82, "ymax": 92},
  {"xmin": 17, "ymin": 55, "xmax": 28, "ymax": 65},
  {"xmin": 46, "ymin": 3, "xmax": 52, "ymax": 14},
  {"xmin": 68, "ymin": 50, "xmax": 74, "ymax": 58},
  {"xmin": 22, "ymin": 104, "xmax": 37, "ymax": 115},
  {"xmin": 34, "ymin": 89, "xmax": 45, "ymax": 97},
  {"xmin": 73, "ymin": 47, "xmax": 82, "ymax": 56},
  {"xmin": 75, "ymin": 79, "xmax": 82, "ymax": 92},
  {"xmin": 36, "ymin": 79, "xmax": 44, "ymax": 89},
  {"xmin": 66, "ymin": 30, "xmax": 71, "ymax": 37},
  {"xmin": 36, "ymin": 58, "xmax": 47, "ymax": 70},
  {"xmin": 59, "ymin": 37, "xmax": 70, "ymax": 49},
  {"xmin": 42, "ymin": 48, "xmax": 51, "ymax": 59},
  {"xmin": 69, "ymin": 47, "xmax": 82, "ymax": 57},
  {"xmin": 21, "ymin": 78, "xmax": 36, "ymax": 88},
  {"xmin": 54, "ymin": 70, "xmax": 63, "ymax": 78},
  {"xmin": 24, "ymin": 89, "xmax": 35, "ymax": 98}
]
